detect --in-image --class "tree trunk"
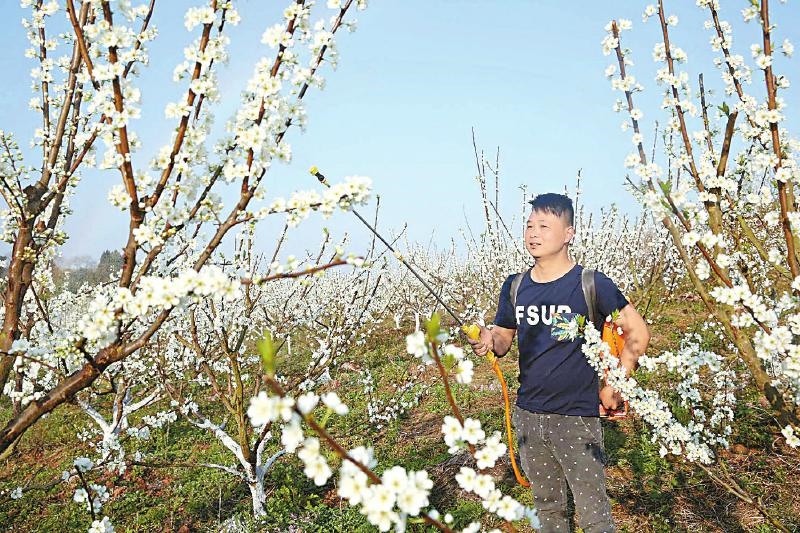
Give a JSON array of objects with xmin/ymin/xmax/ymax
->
[
  {"xmin": 0, "ymin": 227, "xmax": 34, "ymax": 393},
  {"xmin": 247, "ymin": 478, "xmax": 267, "ymax": 518}
]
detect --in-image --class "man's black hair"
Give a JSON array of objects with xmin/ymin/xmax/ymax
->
[{"xmin": 528, "ymin": 193, "xmax": 574, "ymax": 226}]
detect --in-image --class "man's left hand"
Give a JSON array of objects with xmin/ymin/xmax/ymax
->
[{"xmin": 599, "ymin": 384, "xmax": 623, "ymax": 410}]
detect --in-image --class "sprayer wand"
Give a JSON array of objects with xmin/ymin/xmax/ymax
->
[
  {"xmin": 310, "ymin": 167, "xmax": 530, "ymax": 487},
  {"xmin": 310, "ymin": 167, "xmax": 463, "ymax": 325}
]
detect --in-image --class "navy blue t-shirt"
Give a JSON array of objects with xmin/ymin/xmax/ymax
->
[{"xmin": 494, "ymin": 264, "xmax": 629, "ymax": 416}]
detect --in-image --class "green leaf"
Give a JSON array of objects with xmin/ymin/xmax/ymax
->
[
  {"xmin": 426, "ymin": 312, "xmax": 441, "ymax": 339},
  {"xmin": 318, "ymin": 408, "xmax": 333, "ymax": 429},
  {"xmin": 257, "ymin": 332, "xmax": 277, "ymax": 377}
]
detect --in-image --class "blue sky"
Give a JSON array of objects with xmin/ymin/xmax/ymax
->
[{"xmin": 1, "ymin": 1, "xmax": 798, "ymax": 261}]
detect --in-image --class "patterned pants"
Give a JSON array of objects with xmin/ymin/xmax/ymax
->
[{"xmin": 513, "ymin": 408, "xmax": 615, "ymax": 533}]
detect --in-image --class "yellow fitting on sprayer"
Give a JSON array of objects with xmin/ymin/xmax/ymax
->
[{"xmin": 461, "ymin": 324, "xmax": 496, "ymax": 364}]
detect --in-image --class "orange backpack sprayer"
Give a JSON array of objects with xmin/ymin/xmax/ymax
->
[{"xmin": 600, "ymin": 318, "xmax": 629, "ymax": 419}]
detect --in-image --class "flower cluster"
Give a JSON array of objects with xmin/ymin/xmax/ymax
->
[
  {"xmin": 247, "ymin": 389, "xmax": 436, "ymax": 531},
  {"xmin": 253, "ymin": 176, "xmax": 373, "ymax": 227},
  {"xmin": 338, "ymin": 450, "xmax": 434, "ymax": 532},
  {"xmin": 76, "ymin": 266, "xmax": 241, "ymax": 345},
  {"xmin": 449, "ymin": 418, "xmax": 508, "ymax": 470},
  {"xmin": 360, "ymin": 368, "xmax": 427, "ymax": 429},
  {"xmin": 581, "ymin": 322, "xmax": 729, "ymax": 463},
  {"xmin": 246, "ymin": 389, "xmax": 360, "ymax": 488},
  {"xmin": 73, "ymin": 483, "xmax": 110, "ymax": 513},
  {"xmin": 405, "ymin": 331, "xmax": 474, "ymax": 384},
  {"xmin": 88, "ymin": 517, "xmax": 115, "ymax": 533},
  {"xmin": 455, "ymin": 467, "xmax": 539, "ymax": 525},
  {"xmin": 601, "ymin": 1, "xmax": 800, "ymax": 454},
  {"xmin": 782, "ymin": 425, "xmax": 800, "ymax": 448},
  {"xmin": 442, "ymin": 417, "xmax": 539, "ymax": 528}
]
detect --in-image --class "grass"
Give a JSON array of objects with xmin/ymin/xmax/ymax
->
[{"xmin": 1, "ymin": 289, "xmax": 799, "ymax": 532}]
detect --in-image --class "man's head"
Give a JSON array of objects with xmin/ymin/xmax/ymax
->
[{"xmin": 525, "ymin": 193, "xmax": 575, "ymax": 260}]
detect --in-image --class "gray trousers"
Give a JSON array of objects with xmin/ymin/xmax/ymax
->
[{"xmin": 513, "ymin": 407, "xmax": 615, "ymax": 533}]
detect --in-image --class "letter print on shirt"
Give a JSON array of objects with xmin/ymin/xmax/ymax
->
[{"xmin": 517, "ymin": 305, "xmax": 573, "ymax": 326}]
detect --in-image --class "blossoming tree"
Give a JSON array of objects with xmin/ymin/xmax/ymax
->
[
  {"xmin": 592, "ymin": 0, "xmax": 799, "ymax": 529},
  {"xmin": 143, "ymin": 229, "xmax": 391, "ymax": 517},
  {"xmin": 0, "ymin": 0, "xmax": 370, "ymax": 460}
]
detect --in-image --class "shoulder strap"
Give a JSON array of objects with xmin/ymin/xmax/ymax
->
[
  {"xmin": 509, "ymin": 271, "xmax": 526, "ymax": 309},
  {"xmin": 581, "ymin": 268, "xmax": 601, "ymax": 331}
]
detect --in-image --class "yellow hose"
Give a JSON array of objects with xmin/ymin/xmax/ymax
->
[{"xmin": 462, "ymin": 325, "xmax": 530, "ymax": 488}]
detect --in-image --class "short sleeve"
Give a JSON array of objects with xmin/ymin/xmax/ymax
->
[
  {"xmin": 594, "ymin": 271, "xmax": 629, "ymax": 319},
  {"xmin": 493, "ymin": 274, "xmax": 517, "ymax": 329}
]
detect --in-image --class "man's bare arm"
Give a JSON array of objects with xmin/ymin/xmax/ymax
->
[
  {"xmin": 490, "ymin": 326, "xmax": 516, "ymax": 356},
  {"xmin": 614, "ymin": 302, "xmax": 650, "ymax": 374},
  {"xmin": 600, "ymin": 302, "xmax": 651, "ymax": 410}
]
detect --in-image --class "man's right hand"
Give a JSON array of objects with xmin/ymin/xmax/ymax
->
[{"xmin": 466, "ymin": 325, "xmax": 494, "ymax": 358}]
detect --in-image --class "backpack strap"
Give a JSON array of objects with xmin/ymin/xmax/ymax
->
[
  {"xmin": 509, "ymin": 271, "xmax": 526, "ymax": 309},
  {"xmin": 581, "ymin": 267, "xmax": 603, "ymax": 331}
]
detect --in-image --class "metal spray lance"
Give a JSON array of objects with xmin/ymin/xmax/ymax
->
[{"xmin": 309, "ymin": 167, "xmax": 530, "ymax": 487}]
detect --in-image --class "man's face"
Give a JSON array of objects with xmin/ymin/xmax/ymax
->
[{"xmin": 524, "ymin": 209, "xmax": 574, "ymax": 259}]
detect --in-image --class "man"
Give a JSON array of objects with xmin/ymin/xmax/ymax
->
[{"xmin": 467, "ymin": 193, "xmax": 650, "ymax": 533}]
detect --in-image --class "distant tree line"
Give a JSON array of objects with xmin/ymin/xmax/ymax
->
[{"xmin": 52, "ymin": 250, "xmax": 124, "ymax": 293}]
